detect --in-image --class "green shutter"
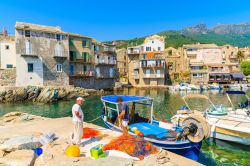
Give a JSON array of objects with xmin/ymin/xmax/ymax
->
[
  {"xmin": 73, "ymin": 51, "xmax": 76, "ymax": 61},
  {"xmin": 69, "ymin": 39, "xmax": 74, "ymax": 46}
]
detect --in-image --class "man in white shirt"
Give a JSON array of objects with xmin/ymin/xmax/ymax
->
[{"xmin": 72, "ymin": 97, "xmax": 84, "ymax": 145}]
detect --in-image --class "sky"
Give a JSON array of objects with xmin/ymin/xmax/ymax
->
[{"xmin": 0, "ymin": 0, "xmax": 250, "ymax": 41}]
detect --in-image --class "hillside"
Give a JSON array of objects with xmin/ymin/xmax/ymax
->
[{"xmin": 112, "ymin": 23, "xmax": 250, "ymax": 49}]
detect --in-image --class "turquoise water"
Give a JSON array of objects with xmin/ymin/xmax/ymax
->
[{"xmin": 0, "ymin": 88, "xmax": 249, "ymax": 165}]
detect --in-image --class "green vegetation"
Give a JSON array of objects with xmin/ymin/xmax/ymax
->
[
  {"xmin": 240, "ymin": 61, "xmax": 250, "ymax": 76},
  {"xmin": 113, "ymin": 31, "xmax": 250, "ymax": 49},
  {"xmin": 237, "ymin": 51, "xmax": 245, "ymax": 63}
]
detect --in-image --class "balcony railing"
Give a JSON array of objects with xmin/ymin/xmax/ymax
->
[
  {"xmin": 70, "ymin": 58, "xmax": 93, "ymax": 63},
  {"xmin": 127, "ymin": 49, "xmax": 140, "ymax": 54},
  {"xmin": 208, "ymin": 69, "xmax": 230, "ymax": 73},
  {"xmin": 103, "ymin": 46, "xmax": 116, "ymax": 52},
  {"xmin": 95, "ymin": 59, "xmax": 116, "ymax": 65},
  {"xmin": 141, "ymin": 63, "xmax": 165, "ymax": 68},
  {"xmin": 70, "ymin": 71, "xmax": 95, "ymax": 77},
  {"xmin": 143, "ymin": 74, "xmax": 164, "ymax": 78},
  {"xmin": 96, "ymin": 75, "xmax": 116, "ymax": 79},
  {"xmin": 133, "ymin": 74, "xmax": 140, "ymax": 79}
]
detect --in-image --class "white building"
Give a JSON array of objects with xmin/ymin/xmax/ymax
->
[{"xmin": 0, "ymin": 37, "xmax": 16, "ymax": 69}]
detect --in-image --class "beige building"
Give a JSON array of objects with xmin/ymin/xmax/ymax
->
[
  {"xmin": 15, "ymin": 22, "xmax": 70, "ymax": 86},
  {"xmin": 68, "ymin": 33, "xmax": 95, "ymax": 88},
  {"xmin": 127, "ymin": 35, "xmax": 166, "ymax": 87},
  {"xmin": 220, "ymin": 45, "xmax": 240, "ymax": 73},
  {"xmin": 164, "ymin": 47, "xmax": 189, "ymax": 84},
  {"xmin": 183, "ymin": 43, "xmax": 231, "ymax": 84},
  {"xmin": 116, "ymin": 48, "xmax": 128, "ymax": 83},
  {"xmin": 0, "ymin": 35, "xmax": 16, "ymax": 69},
  {"xmin": 240, "ymin": 47, "xmax": 250, "ymax": 60}
]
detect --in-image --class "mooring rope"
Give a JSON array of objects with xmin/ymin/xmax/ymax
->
[{"xmin": 85, "ymin": 115, "xmax": 102, "ymax": 123}]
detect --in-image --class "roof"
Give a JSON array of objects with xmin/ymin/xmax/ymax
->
[
  {"xmin": 183, "ymin": 43, "xmax": 219, "ymax": 49},
  {"xmin": 68, "ymin": 32, "xmax": 92, "ymax": 39},
  {"xmin": 15, "ymin": 22, "xmax": 67, "ymax": 34},
  {"xmin": 101, "ymin": 95, "xmax": 153, "ymax": 104}
]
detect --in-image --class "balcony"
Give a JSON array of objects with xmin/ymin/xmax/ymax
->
[
  {"xmin": 70, "ymin": 58, "xmax": 93, "ymax": 64},
  {"xmin": 103, "ymin": 46, "xmax": 116, "ymax": 53},
  {"xmin": 21, "ymin": 53, "xmax": 38, "ymax": 58},
  {"xmin": 143, "ymin": 74, "xmax": 164, "ymax": 78},
  {"xmin": 70, "ymin": 71, "xmax": 95, "ymax": 78},
  {"xmin": 96, "ymin": 75, "xmax": 116, "ymax": 79},
  {"xmin": 133, "ymin": 74, "xmax": 140, "ymax": 79},
  {"xmin": 208, "ymin": 68, "xmax": 230, "ymax": 73},
  {"xmin": 127, "ymin": 48, "xmax": 140, "ymax": 54},
  {"xmin": 141, "ymin": 63, "xmax": 165, "ymax": 68},
  {"xmin": 95, "ymin": 59, "xmax": 116, "ymax": 65},
  {"xmin": 53, "ymin": 55, "xmax": 68, "ymax": 59}
]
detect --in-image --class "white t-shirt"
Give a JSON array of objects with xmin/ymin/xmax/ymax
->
[{"xmin": 72, "ymin": 104, "xmax": 83, "ymax": 123}]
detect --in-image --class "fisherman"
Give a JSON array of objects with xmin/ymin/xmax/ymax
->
[
  {"xmin": 116, "ymin": 97, "xmax": 130, "ymax": 133},
  {"xmin": 71, "ymin": 97, "xmax": 84, "ymax": 145}
]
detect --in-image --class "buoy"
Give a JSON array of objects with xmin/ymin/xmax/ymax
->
[
  {"xmin": 65, "ymin": 145, "xmax": 80, "ymax": 157},
  {"xmin": 34, "ymin": 148, "xmax": 43, "ymax": 156},
  {"xmin": 138, "ymin": 132, "xmax": 144, "ymax": 137}
]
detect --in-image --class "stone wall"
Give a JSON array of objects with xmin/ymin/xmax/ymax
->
[
  {"xmin": 0, "ymin": 69, "xmax": 16, "ymax": 86},
  {"xmin": 15, "ymin": 29, "xmax": 70, "ymax": 86}
]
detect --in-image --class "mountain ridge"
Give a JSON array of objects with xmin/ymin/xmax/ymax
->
[{"xmin": 111, "ymin": 23, "xmax": 250, "ymax": 49}]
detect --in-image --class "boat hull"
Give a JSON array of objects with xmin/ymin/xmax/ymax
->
[{"xmin": 102, "ymin": 117, "xmax": 202, "ymax": 161}]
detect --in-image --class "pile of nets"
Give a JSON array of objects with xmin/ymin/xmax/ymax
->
[
  {"xmin": 103, "ymin": 134, "xmax": 159, "ymax": 160},
  {"xmin": 82, "ymin": 127, "xmax": 101, "ymax": 138}
]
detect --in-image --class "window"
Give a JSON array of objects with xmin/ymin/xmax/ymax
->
[
  {"xmin": 6, "ymin": 64, "xmax": 13, "ymax": 68},
  {"xmin": 146, "ymin": 47, "xmax": 151, "ymax": 51},
  {"xmin": 158, "ymin": 47, "xmax": 161, "ymax": 51},
  {"xmin": 28, "ymin": 63, "xmax": 34, "ymax": 72},
  {"xmin": 56, "ymin": 64, "xmax": 62, "ymax": 72},
  {"xmin": 152, "ymin": 41, "xmax": 154, "ymax": 43},
  {"xmin": 83, "ymin": 65, "xmax": 87, "ymax": 72},
  {"xmin": 56, "ymin": 34, "xmax": 61, "ymax": 41},
  {"xmin": 124, "ymin": 56, "xmax": 126, "ymax": 60},
  {"xmin": 70, "ymin": 51, "xmax": 76, "ymax": 61},
  {"xmin": 5, "ymin": 45, "xmax": 9, "ymax": 50},
  {"xmin": 25, "ymin": 40, "xmax": 32, "ymax": 54},
  {"xmin": 25, "ymin": 30, "xmax": 30, "ymax": 37},
  {"xmin": 82, "ymin": 39, "xmax": 89, "ymax": 47},
  {"xmin": 55, "ymin": 43, "xmax": 63, "ymax": 57}
]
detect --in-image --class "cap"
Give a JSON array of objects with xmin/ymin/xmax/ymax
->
[{"xmin": 76, "ymin": 97, "xmax": 85, "ymax": 101}]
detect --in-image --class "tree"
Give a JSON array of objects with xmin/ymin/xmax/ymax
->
[
  {"xmin": 237, "ymin": 51, "xmax": 245, "ymax": 63},
  {"xmin": 240, "ymin": 61, "xmax": 250, "ymax": 76}
]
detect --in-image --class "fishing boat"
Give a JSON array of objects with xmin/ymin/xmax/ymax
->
[
  {"xmin": 229, "ymin": 84, "xmax": 249, "ymax": 91},
  {"xmin": 208, "ymin": 83, "xmax": 223, "ymax": 90},
  {"xmin": 172, "ymin": 93, "xmax": 250, "ymax": 145},
  {"xmin": 101, "ymin": 95, "xmax": 210, "ymax": 161},
  {"xmin": 188, "ymin": 84, "xmax": 201, "ymax": 91},
  {"xmin": 179, "ymin": 83, "xmax": 192, "ymax": 91}
]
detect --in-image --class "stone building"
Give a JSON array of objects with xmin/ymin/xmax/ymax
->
[
  {"xmin": 68, "ymin": 33, "xmax": 95, "ymax": 88},
  {"xmin": 183, "ymin": 43, "xmax": 231, "ymax": 84},
  {"xmin": 240, "ymin": 47, "xmax": 250, "ymax": 60},
  {"xmin": 116, "ymin": 48, "xmax": 128, "ymax": 83},
  {"xmin": 15, "ymin": 22, "xmax": 70, "ymax": 86},
  {"xmin": 164, "ymin": 47, "xmax": 189, "ymax": 84},
  {"xmin": 93, "ymin": 41, "xmax": 117, "ymax": 89},
  {"xmin": 220, "ymin": 45, "xmax": 240, "ymax": 73},
  {"xmin": 0, "ymin": 35, "xmax": 16, "ymax": 69},
  {"xmin": 127, "ymin": 35, "xmax": 166, "ymax": 87}
]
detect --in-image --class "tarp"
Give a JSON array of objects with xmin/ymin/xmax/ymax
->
[
  {"xmin": 225, "ymin": 90, "xmax": 246, "ymax": 95},
  {"xmin": 231, "ymin": 73, "xmax": 245, "ymax": 79},
  {"xmin": 101, "ymin": 95, "xmax": 152, "ymax": 104}
]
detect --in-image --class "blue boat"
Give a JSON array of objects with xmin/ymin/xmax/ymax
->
[{"xmin": 101, "ymin": 95, "xmax": 209, "ymax": 161}]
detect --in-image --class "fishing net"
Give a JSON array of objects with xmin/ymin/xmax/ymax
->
[
  {"xmin": 82, "ymin": 127, "xmax": 101, "ymax": 138},
  {"xmin": 103, "ymin": 134, "xmax": 159, "ymax": 160}
]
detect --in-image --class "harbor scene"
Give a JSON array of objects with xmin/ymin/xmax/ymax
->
[
  {"xmin": 0, "ymin": 88, "xmax": 250, "ymax": 165},
  {"xmin": 0, "ymin": 0, "xmax": 250, "ymax": 165}
]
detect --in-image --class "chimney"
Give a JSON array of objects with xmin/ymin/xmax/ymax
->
[{"xmin": 3, "ymin": 27, "xmax": 8, "ymax": 36}]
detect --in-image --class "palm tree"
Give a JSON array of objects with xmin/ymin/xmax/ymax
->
[{"xmin": 237, "ymin": 51, "xmax": 245, "ymax": 63}]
